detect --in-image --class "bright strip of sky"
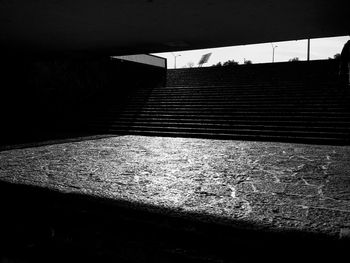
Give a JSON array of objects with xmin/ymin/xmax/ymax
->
[{"xmin": 153, "ymin": 36, "xmax": 350, "ymax": 69}]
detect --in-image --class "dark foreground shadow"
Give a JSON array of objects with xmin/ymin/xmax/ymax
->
[{"xmin": 0, "ymin": 181, "xmax": 348, "ymax": 263}]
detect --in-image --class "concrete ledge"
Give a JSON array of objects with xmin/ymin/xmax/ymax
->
[{"xmin": 1, "ymin": 135, "xmax": 350, "ymax": 261}]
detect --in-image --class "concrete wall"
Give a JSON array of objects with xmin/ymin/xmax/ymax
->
[
  {"xmin": 0, "ymin": 55, "xmax": 165, "ymax": 145},
  {"xmin": 114, "ymin": 54, "xmax": 167, "ymax": 68}
]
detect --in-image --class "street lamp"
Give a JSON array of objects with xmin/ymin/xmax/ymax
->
[
  {"xmin": 271, "ymin": 43, "xmax": 278, "ymax": 63},
  {"xmin": 172, "ymin": 53, "xmax": 181, "ymax": 69}
]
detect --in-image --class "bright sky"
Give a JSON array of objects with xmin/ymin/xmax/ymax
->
[{"xmin": 153, "ymin": 36, "xmax": 350, "ymax": 69}]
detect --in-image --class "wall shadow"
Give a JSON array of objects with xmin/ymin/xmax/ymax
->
[
  {"xmin": 0, "ymin": 55, "xmax": 164, "ymax": 147},
  {"xmin": 0, "ymin": 180, "xmax": 348, "ymax": 263}
]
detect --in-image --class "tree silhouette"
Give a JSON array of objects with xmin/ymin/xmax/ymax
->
[
  {"xmin": 289, "ymin": 57, "xmax": 299, "ymax": 62},
  {"xmin": 211, "ymin": 62, "xmax": 222, "ymax": 67},
  {"xmin": 223, "ymin": 59, "xmax": 239, "ymax": 66},
  {"xmin": 333, "ymin": 53, "xmax": 341, "ymax": 59},
  {"xmin": 244, "ymin": 60, "xmax": 252, "ymax": 65},
  {"xmin": 212, "ymin": 59, "xmax": 240, "ymax": 67}
]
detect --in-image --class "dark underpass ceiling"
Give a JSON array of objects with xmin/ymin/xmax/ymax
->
[{"xmin": 0, "ymin": 0, "xmax": 349, "ymax": 55}]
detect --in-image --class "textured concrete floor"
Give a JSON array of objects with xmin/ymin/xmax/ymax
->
[{"xmin": 1, "ymin": 135, "xmax": 350, "ymax": 239}]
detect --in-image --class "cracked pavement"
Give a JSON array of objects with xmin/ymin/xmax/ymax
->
[{"xmin": 1, "ymin": 135, "xmax": 350, "ymax": 239}]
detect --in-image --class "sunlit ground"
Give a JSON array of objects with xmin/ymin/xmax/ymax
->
[{"xmin": 1, "ymin": 135, "xmax": 349, "ymax": 238}]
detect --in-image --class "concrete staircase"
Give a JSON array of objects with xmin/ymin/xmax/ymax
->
[{"xmin": 89, "ymin": 60, "xmax": 350, "ymax": 145}]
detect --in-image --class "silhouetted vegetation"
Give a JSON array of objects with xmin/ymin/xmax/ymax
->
[
  {"xmin": 223, "ymin": 60, "xmax": 239, "ymax": 66},
  {"xmin": 244, "ymin": 60, "xmax": 252, "ymax": 65},
  {"xmin": 330, "ymin": 53, "xmax": 341, "ymax": 59},
  {"xmin": 211, "ymin": 62, "xmax": 222, "ymax": 67},
  {"xmin": 289, "ymin": 57, "xmax": 299, "ymax": 62},
  {"xmin": 211, "ymin": 59, "xmax": 239, "ymax": 67}
]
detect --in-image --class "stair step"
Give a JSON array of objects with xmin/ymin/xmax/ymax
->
[
  {"xmin": 91, "ymin": 124, "xmax": 349, "ymax": 138},
  {"xmin": 86, "ymin": 60, "xmax": 350, "ymax": 145},
  {"xmin": 90, "ymin": 120, "xmax": 350, "ymax": 132},
  {"xmin": 132, "ymin": 90, "xmax": 343, "ymax": 97},
  {"xmin": 127, "ymin": 98, "xmax": 347, "ymax": 103},
  {"xmin": 94, "ymin": 117, "xmax": 350, "ymax": 126},
  {"xmin": 112, "ymin": 110, "xmax": 350, "ymax": 118},
  {"xmin": 91, "ymin": 128, "xmax": 349, "ymax": 145},
  {"xmin": 110, "ymin": 112, "xmax": 350, "ymax": 120},
  {"xmin": 119, "ymin": 106, "xmax": 348, "ymax": 112}
]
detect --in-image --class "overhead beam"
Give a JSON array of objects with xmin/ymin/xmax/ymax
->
[{"xmin": 0, "ymin": 0, "xmax": 349, "ymax": 55}]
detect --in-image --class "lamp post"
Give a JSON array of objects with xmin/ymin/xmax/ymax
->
[
  {"xmin": 271, "ymin": 43, "xmax": 278, "ymax": 63},
  {"xmin": 172, "ymin": 53, "xmax": 181, "ymax": 69}
]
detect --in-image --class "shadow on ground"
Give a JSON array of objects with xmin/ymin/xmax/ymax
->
[{"xmin": 0, "ymin": 180, "xmax": 348, "ymax": 263}]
